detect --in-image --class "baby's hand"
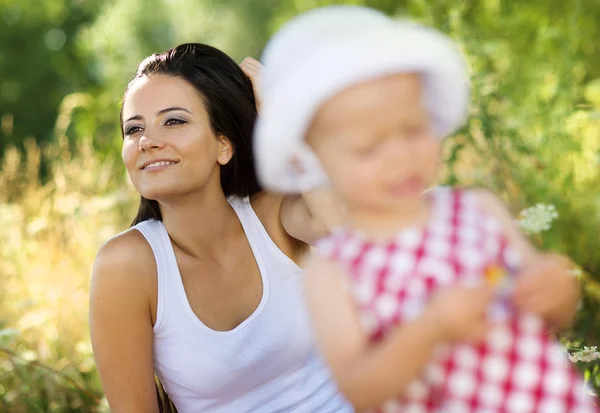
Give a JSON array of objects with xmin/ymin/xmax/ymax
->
[
  {"xmin": 425, "ymin": 284, "xmax": 495, "ymax": 344},
  {"xmin": 512, "ymin": 253, "xmax": 580, "ymax": 330}
]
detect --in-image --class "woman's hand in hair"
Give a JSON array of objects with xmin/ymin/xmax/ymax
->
[{"xmin": 240, "ymin": 57, "xmax": 262, "ymax": 112}]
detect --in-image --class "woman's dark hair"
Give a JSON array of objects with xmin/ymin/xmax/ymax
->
[
  {"xmin": 155, "ymin": 376, "xmax": 177, "ymax": 413},
  {"xmin": 121, "ymin": 43, "xmax": 262, "ymax": 226}
]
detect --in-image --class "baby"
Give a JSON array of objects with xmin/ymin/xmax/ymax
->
[{"xmin": 255, "ymin": 5, "xmax": 596, "ymax": 413}]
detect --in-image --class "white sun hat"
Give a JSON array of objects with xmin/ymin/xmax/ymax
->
[{"xmin": 254, "ymin": 5, "xmax": 470, "ymax": 193}]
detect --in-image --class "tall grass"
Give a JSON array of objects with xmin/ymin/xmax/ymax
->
[{"xmin": 0, "ymin": 94, "xmax": 136, "ymax": 412}]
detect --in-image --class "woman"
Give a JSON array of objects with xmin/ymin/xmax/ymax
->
[{"xmin": 89, "ymin": 43, "xmax": 350, "ymax": 413}]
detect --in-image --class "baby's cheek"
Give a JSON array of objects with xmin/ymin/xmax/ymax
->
[
  {"xmin": 420, "ymin": 139, "xmax": 443, "ymax": 178},
  {"xmin": 342, "ymin": 168, "xmax": 379, "ymax": 199}
]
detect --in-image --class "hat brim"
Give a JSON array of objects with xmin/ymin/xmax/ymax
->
[{"xmin": 255, "ymin": 21, "xmax": 469, "ymax": 193}]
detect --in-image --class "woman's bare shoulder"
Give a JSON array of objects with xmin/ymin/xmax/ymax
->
[
  {"xmin": 92, "ymin": 228, "xmax": 158, "ymax": 293},
  {"xmin": 249, "ymin": 191, "xmax": 284, "ymax": 212},
  {"xmin": 248, "ymin": 191, "xmax": 285, "ymax": 230},
  {"xmin": 249, "ymin": 191, "xmax": 308, "ymax": 259}
]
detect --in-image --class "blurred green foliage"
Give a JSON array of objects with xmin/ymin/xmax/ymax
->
[
  {"xmin": 0, "ymin": 0, "xmax": 103, "ymax": 155},
  {"xmin": 0, "ymin": 0, "xmax": 599, "ymax": 411}
]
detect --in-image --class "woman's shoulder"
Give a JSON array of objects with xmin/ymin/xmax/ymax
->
[
  {"xmin": 249, "ymin": 190, "xmax": 284, "ymax": 213},
  {"xmin": 248, "ymin": 191, "xmax": 309, "ymax": 260},
  {"xmin": 96, "ymin": 226, "xmax": 154, "ymax": 264},
  {"xmin": 92, "ymin": 227, "xmax": 158, "ymax": 293},
  {"xmin": 249, "ymin": 190, "xmax": 336, "ymax": 247},
  {"xmin": 90, "ymin": 227, "xmax": 158, "ymax": 335},
  {"xmin": 248, "ymin": 191, "xmax": 285, "ymax": 232}
]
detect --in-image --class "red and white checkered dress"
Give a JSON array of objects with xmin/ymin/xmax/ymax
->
[{"xmin": 316, "ymin": 188, "xmax": 597, "ymax": 413}]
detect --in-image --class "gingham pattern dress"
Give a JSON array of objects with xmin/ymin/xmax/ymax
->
[{"xmin": 316, "ymin": 188, "xmax": 597, "ymax": 413}]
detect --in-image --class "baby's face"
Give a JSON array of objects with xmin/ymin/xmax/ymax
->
[{"xmin": 306, "ymin": 73, "xmax": 441, "ymax": 215}]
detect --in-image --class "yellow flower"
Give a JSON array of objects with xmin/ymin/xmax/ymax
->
[{"xmin": 484, "ymin": 264, "xmax": 505, "ymax": 286}]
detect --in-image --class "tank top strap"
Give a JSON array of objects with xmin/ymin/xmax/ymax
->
[
  {"xmin": 228, "ymin": 196, "xmax": 301, "ymax": 269},
  {"xmin": 227, "ymin": 196, "xmax": 257, "ymax": 241},
  {"xmin": 134, "ymin": 219, "xmax": 181, "ymax": 333}
]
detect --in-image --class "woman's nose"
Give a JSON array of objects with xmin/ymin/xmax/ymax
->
[{"xmin": 139, "ymin": 133, "xmax": 165, "ymax": 152}]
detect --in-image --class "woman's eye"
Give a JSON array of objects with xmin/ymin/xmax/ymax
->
[
  {"xmin": 165, "ymin": 118, "xmax": 186, "ymax": 126},
  {"xmin": 125, "ymin": 125, "xmax": 143, "ymax": 135}
]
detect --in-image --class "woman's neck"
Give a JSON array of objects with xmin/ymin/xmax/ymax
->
[{"xmin": 159, "ymin": 189, "xmax": 239, "ymax": 259}]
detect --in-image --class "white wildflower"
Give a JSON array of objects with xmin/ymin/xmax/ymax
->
[
  {"xmin": 569, "ymin": 267, "xmax": 583, "ymax": 279},
  {"xmin": 569, "ymin": 346, "xmax": 600, "ymax": 363},
  {"xmin": 518, "ymin": 203, "xmax": 559, "ymax": 235}
]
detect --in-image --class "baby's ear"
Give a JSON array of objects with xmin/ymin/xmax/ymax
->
[{"xmin": 217, "ymin": 135, "xmax": 234, "ymax": 165}]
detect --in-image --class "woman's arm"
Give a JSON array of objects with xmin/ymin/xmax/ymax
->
[
  {"xmin": 89, "ymin": 231, "xmax": 160, "ymax": 413},
  {"xmin": 304, "ymin": 255, "xmax": 493, "ymax": 411},
  {"xmin": 474, "ymin": 189, "xmax": 580, "ymax": 330}
]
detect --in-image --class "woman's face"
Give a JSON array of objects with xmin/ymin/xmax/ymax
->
[{"xmin": 121, "ymin": 74, "xmax": 232, "ymax": 201}]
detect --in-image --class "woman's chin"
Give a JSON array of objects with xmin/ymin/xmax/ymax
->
[{"xmin": 138, "ymin": 188, "xmax": 179, "ymax": 202}]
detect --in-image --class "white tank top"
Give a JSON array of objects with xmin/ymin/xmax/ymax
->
[{"xmin": 134, "ymin": 196, "xmax": 353, "ymax": 413}]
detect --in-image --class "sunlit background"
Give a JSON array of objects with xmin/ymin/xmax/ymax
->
[{"xmin": 1, "ymin": 0, "xmax": 599, "ymax": 411}]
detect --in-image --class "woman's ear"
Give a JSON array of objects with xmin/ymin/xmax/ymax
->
[{"xmin": 217, "ymin": 135, "xmax": 234, "ymax": 165}]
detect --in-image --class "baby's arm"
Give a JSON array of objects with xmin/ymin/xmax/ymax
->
[
  {"xmin": 474, "ymin": 189, "xmax": 580, "ymax": 329},
  {"xmin": 280, "ymin": 189, "xmax": 345, "ymax": 245},
  {"xmin": 304, "ymin": 255, "xmax": 493, "ymax": 411}
]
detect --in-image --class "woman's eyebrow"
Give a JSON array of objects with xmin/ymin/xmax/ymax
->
[
  {"xmin": 123, "ymin": 107, "xmax": 192, "ymax": 124},
  {"xmin": 157, "ymin": 106, "xmax": 192, "ymax": 116},
  {"xmin": 124, "ymin": 114, "xmax": 142, "ymax": 123}
]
